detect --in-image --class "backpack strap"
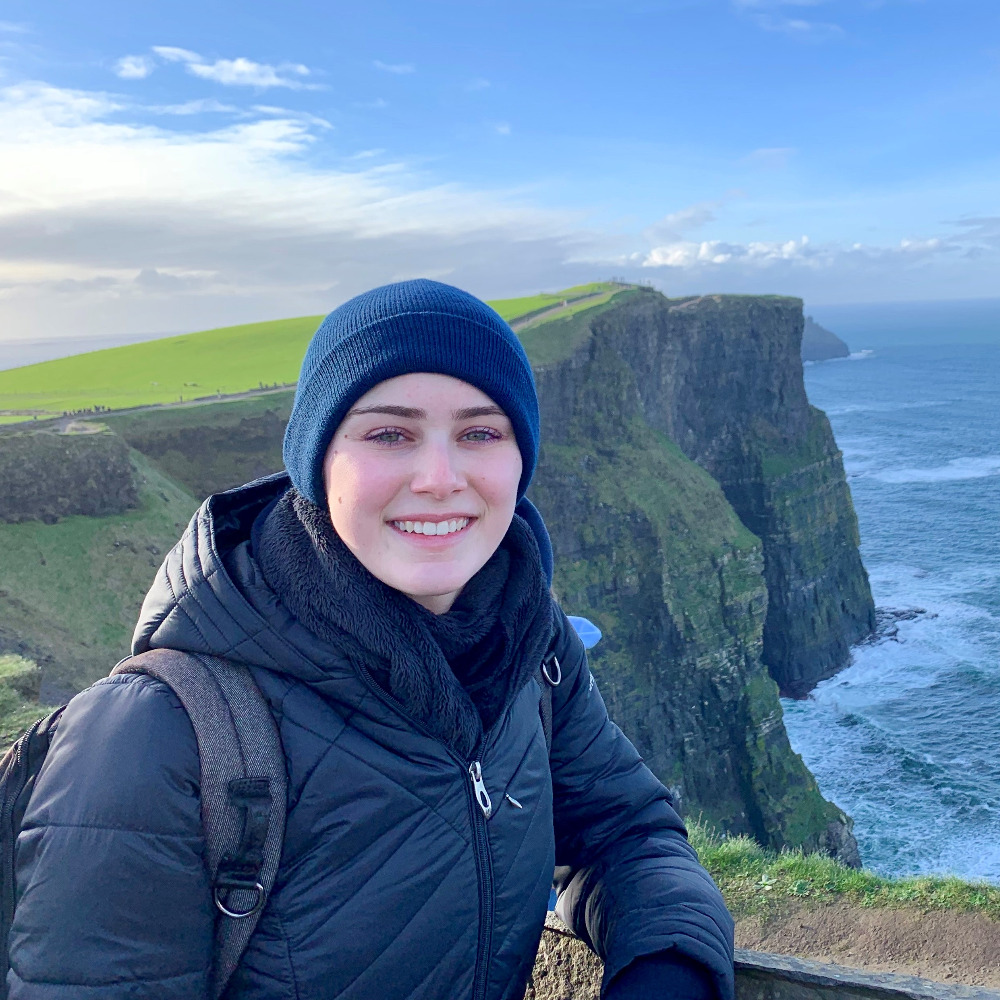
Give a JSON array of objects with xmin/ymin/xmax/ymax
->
[
  {"xmin": 1, "ymin": 707, "xmax": 66, "ymax": 1000},
  {"xmin": 111, "ymin": 649, "xmax": 287, "ymax": 1000},
  {"xmin": 537, "ymin": 648, "xmax": 562, "ymax": 756}
]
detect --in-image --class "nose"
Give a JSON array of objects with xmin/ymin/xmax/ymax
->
[{"xmin": 411, "ymin": 438, "xmax": 466, "ymax": 498}]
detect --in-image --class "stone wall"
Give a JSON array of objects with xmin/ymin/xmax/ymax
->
[{"xmin": 527, "ymin": 917, "xmax": 999, "ymax": 1000}]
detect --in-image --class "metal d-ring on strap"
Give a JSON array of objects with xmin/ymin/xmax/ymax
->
[
  {"xmin": 541, "ymin": 652, "xmax": 562, "ymax": 687},
  {"xmin": 214, "ymin": 882, "xmax": 267, "ymax": 919}
]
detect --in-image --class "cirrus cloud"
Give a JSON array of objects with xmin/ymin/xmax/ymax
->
[{"xmin": 145, "ymin": 46, "xmax": 322, "ymax": 89}]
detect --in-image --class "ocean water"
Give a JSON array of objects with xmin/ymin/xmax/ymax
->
[{"xmin": 784, "ymin": 334, "xmax": 1000, "ymax": 880}]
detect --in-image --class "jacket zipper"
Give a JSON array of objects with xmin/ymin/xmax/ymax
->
[
  {"xmin": 353, "ymin": 669, "xmax": 497, "ymax": 1000},
  {"xmin": 467, "ymin": 754, "xmax": 495, "ymax": 1000}
]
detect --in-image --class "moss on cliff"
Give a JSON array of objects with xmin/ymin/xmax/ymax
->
[
  {"xmin": 544, "ymin": 290, "xmax": 875, "ymax": 697},
  {"xmin": 528, "ymin": 312, "xmax": 859, "ymax": 857}
]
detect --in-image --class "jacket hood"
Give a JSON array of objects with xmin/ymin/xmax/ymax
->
[{"xmin": 132, "ymin": 472, "xmax": 350, "ymax": 686}]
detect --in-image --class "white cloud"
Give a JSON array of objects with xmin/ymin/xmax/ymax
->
[
  {"xmin": 751, "ymin": 13, "xmax": 845, "ymax": 37},
  {"xmin": 742, "ymin": 146, "xmax": 796, "ymax": 169},
  {"xmin": 114, "ymin": 55, "xmax": 155, "ymax": 80},
  {"xmin": 252, "ymin": 105, "xmax": 333, "ymax": 129},
  {"xmin": 355, "ymin": 97, "xmax": 388, "ymax": 109},
  {"xmin": 732, "ymin": 1, "xmax": 844, "ymax": 38},
  {"xmin": 374, "ymin": 60, "xmax": 415, "ymax": 75},
  {"xmin": 468, "ymin": 78, "xmax": 491, "ymax": 91},
  {"xmin": 639, "ymin": 233, "xmax": 959, "ymax": 271},
  {"xmin": 151, "ymin": 98, "xmax": 237, "ymax": 115},
  {"xmin": 0, "ymin": 21, "xmax": 29, "ymax": 34},
  {"xmin": 495, "ymin": 122, "xmax": 511, "ymax": 135},
  {"xmin": 642, "ymin": 236, "xmax": 809, "ymax": 268},
  {"xmin": 149, "ymin": 46, "xmax": 320, "ymax": 89},
  {"xmin": 0, "ymin": 80, "xmax": 589, "ymax": 340},
  {"xmin": 643, "ymin": 201, "xmax": 720, "ymax": 244},
  {"xmin": 190, "ymin": 58, "xmax": 311, "ymax": 89},
  {"xmin": 152, "ymin": 46, "xmax": 201, "ymax": 64}
]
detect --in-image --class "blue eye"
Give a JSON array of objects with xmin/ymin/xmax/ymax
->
[
  {"xmin": 366, "ymin": 428, "xmax": 407, "ymax": 445},
  {"xmin": 463, "ymin": 427, "xmax": 502, "ymax": 442}
]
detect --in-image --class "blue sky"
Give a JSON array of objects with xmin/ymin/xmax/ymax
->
[{"xmin": 0, "ymin": 0, "xmax": 998, "ymax": 343}]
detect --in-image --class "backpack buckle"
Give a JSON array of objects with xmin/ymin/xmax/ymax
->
[
  {"xmin": 541, "ymin": 653, "xmax": 561, "ymax": 686},
  {"xmin": 214, "ymin": 880, "xmax": 267, "ymax": 918}
]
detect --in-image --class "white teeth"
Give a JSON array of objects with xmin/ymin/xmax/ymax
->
[{"xmin": 392, "ymin": 518, "xmax": 470, "ymax": 536}]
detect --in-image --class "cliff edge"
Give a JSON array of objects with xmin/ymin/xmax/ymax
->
[
  {"xmin": 524, "ymin": 288, "xmax": 870, "ymax": 859},
  {"xmin": 535, "ymin": 290, "xmax": 875, "ymax": 697},
  {"xmin": 802, "ymin": 315, "xmax": 850, "ymax": 362}
]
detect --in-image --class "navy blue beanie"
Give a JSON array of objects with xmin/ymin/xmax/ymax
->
[{"xmin": 284, "ymin": 279, "xmax": 540, "ymax": 507}]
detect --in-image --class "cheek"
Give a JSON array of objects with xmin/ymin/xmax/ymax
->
[
  {"xmin": 324, "ymin": 452, "xmax": 397, "ymax": 523},
  {"xmin": 482, "ymin": 447, "xmax": 522, "ymax": 505}
]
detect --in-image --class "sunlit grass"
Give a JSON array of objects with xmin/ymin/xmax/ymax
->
[
  {"xmin": 0, "ymin": 283, "xmax": 628, "ymax": 421},
  {"xmin": 689, "ymin": 821, "xmax": 1000, "ymax": 920}
]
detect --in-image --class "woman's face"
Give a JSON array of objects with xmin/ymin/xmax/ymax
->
[{"xmin": 322, "ymin": 372, "xmax": 523, "ymax": 614}]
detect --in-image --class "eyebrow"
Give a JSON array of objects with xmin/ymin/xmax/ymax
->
[{"xmin": 347, "ymin": 404, "xmax": 507, "ymax": 421}]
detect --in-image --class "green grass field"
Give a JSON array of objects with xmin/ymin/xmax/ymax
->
[
  {"xmin": 0, "ymin": 283, "xmax": 629, "ymax": 421},
  {"xmin": 0, "ymin": 315, "xmax": 323, "ymax": 419}
]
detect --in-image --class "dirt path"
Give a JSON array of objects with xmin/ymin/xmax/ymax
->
[
  {"xmin": 736, "ymin": 902, "xmax": 1000, "ymax": 987},
  {"xmin": 509, "ymin": 291, "xmax": 610, "ymax": 331},
  {"xmin": 1, "ymin": 384, "xmax": 296, "ymax": 432}
]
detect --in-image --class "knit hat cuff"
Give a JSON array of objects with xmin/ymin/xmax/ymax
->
[{"xmin": 284, "ymin": 317, "xmax": 538, "ymax": 506}]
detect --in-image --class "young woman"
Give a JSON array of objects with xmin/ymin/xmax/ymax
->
[{"xmin": 9, "ymin": 280, "xmax": 734, "ymax": 999}]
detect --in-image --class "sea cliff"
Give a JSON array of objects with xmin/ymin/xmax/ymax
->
[
  {"xmin": 523, "ymin": 289, "xmax": 868, "ymax": 858},
  {"xmin": 526, "ymin": 291, "xmax": 874, "ymax": 698}
]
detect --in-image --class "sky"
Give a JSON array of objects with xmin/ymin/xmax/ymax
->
[{"xmin": 0, "ymin": 0, "xmax": 998, "ymax": 345}]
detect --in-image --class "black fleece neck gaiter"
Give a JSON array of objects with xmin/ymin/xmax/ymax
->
[{"xmin": 254, "ymin": 488, "xmax": 554, "ymax": 759}]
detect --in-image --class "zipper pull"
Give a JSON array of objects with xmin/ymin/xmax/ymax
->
[{"xmin": 469, "ymin": 761, "xmax": 493, "ymax": 819}]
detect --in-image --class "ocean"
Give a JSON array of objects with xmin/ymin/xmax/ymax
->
[{"xmin": 784, "ymin": 301, "xmax": 1000, "ymax": 882}]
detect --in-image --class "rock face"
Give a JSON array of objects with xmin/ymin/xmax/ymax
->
[
  {"xmin": 802, "ymin": 316, "xmax": 850, "ymax": 362},
  {"xmin": 534, "ymin": 291, "xmax": 874, "ymax": 697},
  {"xmin": 0, "ymin": 429, "xmax": 137, "ymax": 524},
  {"xmin": 524, "ymin": 289, "xmax": 868, "ymax": 857},
  {"xmin": 112, "ymin": 404, "xmax": 290, "ymax": 500}
]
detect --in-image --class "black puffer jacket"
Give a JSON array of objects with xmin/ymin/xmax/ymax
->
[{"xmin": 9, "ymin": 476, "xmax": 734, "ymax": 999}]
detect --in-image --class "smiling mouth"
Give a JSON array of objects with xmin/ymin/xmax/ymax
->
[{"xmin": 390, "ymin": 518, "xmax": 472, "ymax": 537}]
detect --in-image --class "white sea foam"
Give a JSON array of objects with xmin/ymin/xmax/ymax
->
[
  {"xmin": 872, "ymin": 454, "xmax": 1000, "ymax": 484},
  {"xmin": 823, "ymin": 399, "xmax": 947, "ymax": 417},
  {"xmin": 796, "ymin": 343, "xmax": 1000, "ymax": 880}
]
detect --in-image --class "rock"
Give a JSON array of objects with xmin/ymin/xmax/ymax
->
[
  {"xmin": 802, "ymin": 316, "xmax": 850, "ymax": 362},
  {"xmin": 0, "ymin": 429, "xmax": 138, "ymax": 524},
  {"xmin": 525, "ymin": 916, "xmax": 1000, "ymax": 1000}
]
